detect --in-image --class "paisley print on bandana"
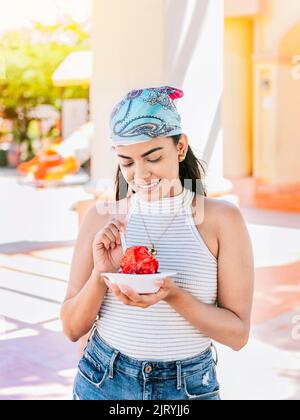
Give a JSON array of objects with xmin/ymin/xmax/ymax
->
[
  {"xmin": 110, "ymin": 86, "xmax": 184, "ymax": 145},
  {"xmin": 144, "ymin": 90, "xmax": 176, "ymax": 111},
  {"xmin": 127, "ymin": 89, "xmax": 144, "ymax": 100}
]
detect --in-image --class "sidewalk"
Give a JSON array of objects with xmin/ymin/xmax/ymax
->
[
  {"xmin": 0, "ymin": 171, "xmax": 299, "ymax": 400},
  {"xmin": 218, "ymin": 215, "xmax": 300, "ymax": 400},
  {"xmin": 218, "ymin": 178, "xmax": 300, "ymax": 400},
  {"xmin": 0, "ymin": 169, "xmax": 88, "ymax": 400},
  {"xmin": 0, "ymin": 244, "xmax": 79, "ymax": 400}
]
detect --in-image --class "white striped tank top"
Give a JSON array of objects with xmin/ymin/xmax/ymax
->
[{"xmin": 96, "ymin": 187, "xmax": 218, "ymax": 361}]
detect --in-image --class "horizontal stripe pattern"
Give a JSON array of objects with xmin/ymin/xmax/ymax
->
[{"xmin": 96, "ymin": 188, "xmax": 218, "ymax": 361}]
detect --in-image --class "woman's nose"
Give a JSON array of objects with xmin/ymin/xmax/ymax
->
[{"xmin": 134, "ymin": 165, "xmax": 151, "ymax": 181}]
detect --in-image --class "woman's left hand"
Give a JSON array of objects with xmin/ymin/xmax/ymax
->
[{"xmin": 103, "ymin": 277, "xmax": 179, "ymax": 308}]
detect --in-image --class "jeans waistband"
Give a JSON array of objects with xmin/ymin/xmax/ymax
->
[{"xmin": 87, "ymin": 328, "xmax": 217, "ymax": 386}]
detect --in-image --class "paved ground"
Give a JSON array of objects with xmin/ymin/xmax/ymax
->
[
  {"xmin": 0, "ymin": 169, "xmax": 89, "ymax": 400},
  {"xmin": 0, "ymin": 169, "xmax": 299, "ymax": 400}
]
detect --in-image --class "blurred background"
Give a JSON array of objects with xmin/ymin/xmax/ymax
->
[{"xmin": 0, "ymin": 0, "xmax": 299, "ymax": 400}]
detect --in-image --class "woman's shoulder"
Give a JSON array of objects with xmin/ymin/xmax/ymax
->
[
  {"xmin": 203, "ymin": 196, "xmax": 241, "ymax": 215},
  {"xmin": 192, "ymin": 195, "xmax": 244, "ymax": 260},
  {"xmin": 81, "ymin": 196, "xmax": 131, "ymax": 237},
  {"xmin": 199, "ymin": 196, "xmax": 245, "ymax": 237},
  {"xmin": 86, "ymin": 197, "xmax": 131, "ymax": 226},
  {"xmin": 94, "ymin": 196, "xmax": 131, "ymax": 217}
]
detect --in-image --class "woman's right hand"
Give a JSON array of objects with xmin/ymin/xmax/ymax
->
[{"xmin": 92, "ymin": 218, "xmax": 127, "ymax": 275}]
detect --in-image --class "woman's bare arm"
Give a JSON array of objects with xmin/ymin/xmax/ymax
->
[
  {"xmin": 60, "ymin": 204, "xmax": 109, "ymax": 342},
  {"xmin": 166, "ymin": 201, "xmax": 255, "ymax": 351},
  {"xmin": 215, "ymin": 201, "xmax": 254, "ymax": 347}
]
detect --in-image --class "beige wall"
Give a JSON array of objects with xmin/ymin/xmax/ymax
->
[
  {"xmin": 253, "ymin": 63, "xmax": 279, "ymax": 182},
  {"xmin": 253, "ymin": 0, "xmax": 300, "ymax": 186},
  {"xmin": 224, "ymin": 18, "xmax": 253, "ymax": 178},
  {"xmin": 254, "ymin": 0, "xmax": 300, "ymax": 52},
  {"xmin": 225, "ymin": 0, "xmax": 262, "ymax": 18},
  {"xmin": 277, "ymin": 66, "xmax": 300, "ymax": 184},
  {"xmin": 224, "ymin": 0, "xmax": 300, "ymax": 190}
]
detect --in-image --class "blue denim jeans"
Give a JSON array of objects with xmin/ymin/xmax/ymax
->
[{"xmin": 73, "ymin": 329, "xmax": 220, "ymax": 401}]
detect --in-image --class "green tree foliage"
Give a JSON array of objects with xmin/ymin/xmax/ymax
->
[{"xmin": 0, "ymin": 20, "xmax": 90, "ymax": 144}]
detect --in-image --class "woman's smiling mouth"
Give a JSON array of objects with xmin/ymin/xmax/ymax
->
[{"xmin": 136, "ymin": 180, "xmax": 161, "ymax": 192}]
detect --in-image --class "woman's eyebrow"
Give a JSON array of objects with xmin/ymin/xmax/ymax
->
[{"xmin": 117, "ymin": 147, "xmax": 164, "ymax": 160}]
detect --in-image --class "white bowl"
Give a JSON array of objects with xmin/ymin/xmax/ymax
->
[{"xmin": 101, "ymin": 272, "xmax": 177, "ymax": 294}]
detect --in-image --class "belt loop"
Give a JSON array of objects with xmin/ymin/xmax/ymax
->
[
  {"xmin": 211, "ymin": 342, "xmax": 218, "ymax": 366},
  {"xmin": 142, "ymin": 362, "xmax": 148, "ymax": 383},
  {"xmin": 108, "ymin": 350, "xmax": 119, "ymax": 379},
  {"xmin": 176, "ymin": 361, "xmax": 182, "ymax": 391},
  {"xmin": 87, "ymin": 323, "xmax": 97, "ymax": 343}
]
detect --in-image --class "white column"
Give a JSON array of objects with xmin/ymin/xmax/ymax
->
[
  {"xmin": 165, "ymin": 0, "xmax": 232, "ymax": 196},
  {"xmin": 90, "ymin": 0, "xmax": 165, "ymax": 197}
]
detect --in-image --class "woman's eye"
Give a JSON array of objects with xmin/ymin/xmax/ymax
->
[
  {"xmin": 121, "ymin": 157, "xmax": 162, "ymax": 168},
  {"xmin": 148, "ymin": 157, "xmax": 162, "ymax": 163}
]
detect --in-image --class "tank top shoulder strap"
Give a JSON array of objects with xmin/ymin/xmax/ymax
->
[
  {"xmin": 182, "ymin": 188, "xmax": 195, "ymax": 216},
  {"xmin": 126, "ymin": 193, "xmax": 139, "ymax": 222}
]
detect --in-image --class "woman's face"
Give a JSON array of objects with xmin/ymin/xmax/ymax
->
[{"xmin": 114, "ymin": 135, "xmax": 188, "ymax": 201}]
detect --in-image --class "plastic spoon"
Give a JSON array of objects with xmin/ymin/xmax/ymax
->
[{"xmin": 120, "ymin": 232, "xmax": 127, "ymax": 253}]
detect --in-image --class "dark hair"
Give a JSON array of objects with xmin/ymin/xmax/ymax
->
[{"xmin": 114, "ymin": 135, "xmax": 207, "ymax": 201}]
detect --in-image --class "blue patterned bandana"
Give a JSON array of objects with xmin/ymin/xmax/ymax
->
[{"xmin": 110, "ymin": 86, "xmax": 184, "ymax": 146}]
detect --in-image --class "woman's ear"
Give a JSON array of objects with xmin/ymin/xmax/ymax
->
[{"xmin": 178, "ymin": 133, "xmax": 189, "ymax": 154}]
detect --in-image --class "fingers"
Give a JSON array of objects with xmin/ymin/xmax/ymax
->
[
  {"xmin": 116, "ymin": 290, "xmax": 132, "ymax": 306},
  {"xmin": 117, "ymin": 285, "xmax": 161, "ymax": 308},
  {"xmin": 104, "ymin": 279, "xmax": 147, "ymax": 307},
  {"xmin": 103, "ymin": 228, "xmax": 117, "ymax": 247},
  {"xmin": 102, "ymin": 233, "xmax": 115, "ymax": 250},
  {"xmin": 104, "ymin": 277, "xmax": 172, "ymax": 308},
  {"xmin": 108, "ymin": 219, "xmax": 126, "ymax": 240},
  {"xmin": 108, "ymin": 221, "xmax": 124, "ymax": 246},
  {"xmin": 153, "ymin": 288, "xmax": 169, "ymax": 301},
  {"xmin": 96, "ymin": 232, "xmax": 113, "ymax": 251},
  {"xmin": 108, "ymin": 225, "xmax": 121, "ymax": 245},
  {"xmin": 105, "ymin": 280, "xmax": 132, "ymax": 305},
  {"xmin": 96, "ymin": 218, "xmax": 127, "ymax": 251},
  {"xmin": 111, "ymin": 218, "xmax": 127, "ymax": 233},
  {"xmin": 119, "ymin": 286, "xmax": 142, "ymax": 303}
]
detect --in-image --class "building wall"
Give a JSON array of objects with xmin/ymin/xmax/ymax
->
[
  {"xmin": 277, "ymin": 65, "xmax": 300, "ymax": 184},
  {"xmin": 253, "ymin": 64, "xmax": 279, "ymax": 183},
  {"xmin": 224, "ymin": 17, "xmax": 253, "ymax": 178},
  {"xmin": 253, "ymin": 0, "xmax": 300, "ymax": 188},
  {"xmin": 253, "ymin": 0, "xmax": 300, "ymax": 52},
  {"xmin": 91, "ymin": 0, "xmax": 165, "ymax": 187},
  {"xmin": 225, "ymin": 0, "xmax": 262, "ymax": 18},
  {"xmin": 225, "ymin": 0, "xmax": 300, "ymax": 202}
]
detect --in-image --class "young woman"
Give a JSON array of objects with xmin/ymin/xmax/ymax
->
[{"xmin": 61, "ymin": 86, "xmax": 254, "ymax": 401}]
